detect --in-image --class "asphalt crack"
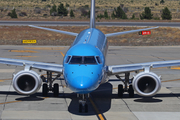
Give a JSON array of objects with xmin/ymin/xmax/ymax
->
[
  {"xmin": 2, "ymin": 78, "xmax": 13, "ymax": 110},
  {"xmin": 60, "ymin": 79, "xmax": 73, "ymax": 120},
  {"xmin": 166, "ymin": 87, "xmax": 180, "ymax": 100},
  {"xmin": 127, "ymin": 59, "xmax": 134, "ymax": 64},
  {"xmin": 122, "ymin": 98, "xmax": 139, "ymax": 120},
  {"xmin": 151, "ymin": 54, "xmax": 165, "ymax": 61}
]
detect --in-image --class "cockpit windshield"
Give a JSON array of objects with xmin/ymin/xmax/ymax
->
[
  {"xmin": 69, "ymin": 56, "xmax": 97, "ymax": 65},
  {"xmin": 84, "ymin": 56, "xmax": 97, "ymax": 64},
  {"xmin": 69, "ymin": 56, "xmax": 82, "ymax": 64}
]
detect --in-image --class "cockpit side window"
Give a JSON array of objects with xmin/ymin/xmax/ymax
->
[
  {"xmin": 96, "ymin": 56, "xmax": 102, "ymax": 64},
  {"xmin": 65, "ymin": 56, "xmax": 71, "ymax": 63},
  {"xmin": 84, "ymin": 56, "xmax": 97, "ymax": 64},
  {"xmin": 69, "ymin": 56, "xmax": 82, "ymax": 64}
]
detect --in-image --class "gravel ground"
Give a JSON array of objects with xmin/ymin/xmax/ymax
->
[{"xmin": 0, "ymin": 26, "xmax": 179, "ymax": 46}]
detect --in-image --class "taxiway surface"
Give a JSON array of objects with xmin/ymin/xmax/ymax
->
[
  {"xmin": 0, "ymin": 46, "xmax": 180, "ymax": 120},
  {"xmin": 0, "ymin": 21, "xmax": 180, "ymax": 27}
]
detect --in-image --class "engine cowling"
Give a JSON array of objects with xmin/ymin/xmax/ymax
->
[
  {"xmin": 132, "ymin": 72, "xmax": 161, "ymax": 97},
  {"xmin": 13, "ymin": 70, "xmax": 42, "ymax": 95}
]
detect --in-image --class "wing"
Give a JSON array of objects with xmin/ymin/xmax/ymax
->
[
  {"xmin": 0, "ymin": 57, "xmax": 63, "ymax": 73},
  {"xmin": 107, "ymin": 60, "xmax": 180, "ymax": 75},
  {"xmin": 28, "ymin": 25, "xmax": 78, "ymax": 36},
  {"xmin": 105, "ymin": 26, "xmax": 158, "ymax": 37}
]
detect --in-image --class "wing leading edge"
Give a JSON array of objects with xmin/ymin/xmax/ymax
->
[
  {"xmin": 0, "ymin": 57, "xmax": 63, "ymax": 73},
  {"xmin": 105, "ymin": 26, "xmax": 159, "ymax": 37},
  {"xmin": 28, "ymin": 25, "xmax": 78, "ymax": 36},
  {"xmin": 108, "ymin": 60, "xmax": 180, "ymax": 75}
]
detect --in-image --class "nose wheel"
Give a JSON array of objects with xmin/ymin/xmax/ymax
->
[
  {"xmin": 78, "ymin": 94, "xmax": 89, "ymax": 113},
  {"xmin": 79, "ymin": 101, "xmax": 88, "ymax": 113}
]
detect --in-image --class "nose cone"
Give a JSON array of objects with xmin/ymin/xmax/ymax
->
[
  {"xmin": 73, "ymin": 76, "xmax": 92, "ymax": 89},
  {"xmin": 68, "ymin": 76, "xmax": 97, "ymax": 93}
]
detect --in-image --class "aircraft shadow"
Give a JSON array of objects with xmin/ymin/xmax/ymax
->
[
  {"xmin": 68, "ymin": 83, "xmax": 112, "ymax": 115},
  {"xmin": 0, "ymin": 84, "xmax": 179, "ymax": 116},
  {"xmin": 16, "ymin": 96, "xmax": 45, "ymax": 101},
  {"xmin": 134, "ymin": 98, "xmax": 162, "ymax": 103}
]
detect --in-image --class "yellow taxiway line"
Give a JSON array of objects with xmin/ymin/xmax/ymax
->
[
  {"xmin": 60, "ymin": 52, "xmax": 65, "ymax": 57},
  {"xmin": 15, "ymin": 56, "xmax": 38, "ymax": 58},
  {"xmin": 162, "ymin": 79, "xmax": 180, "ymax": 83},
  {"xmin": 0, "ymin": 78, "xmax": 12, "ymax": 82},
  {"xmin": 0, "ymin": 97, "xmax": 49, "ymax": 105},
  {"xmin": 24, "ymin": 47, "xmax": 65, "ymax": 50},
  {"xmin": 9, "ymin": 50, "xmax": 38, "ymax": 53},
  {"xmin": 89, "ymin": 97, "xmax": 105, "ymax": 120},
  {"xmin": 0, "ymin": 100, "xmax": 22, "ymax": 105},
  {"xmin": 171, "ymin": 67, "xmax": 180, "ymax": 70}
]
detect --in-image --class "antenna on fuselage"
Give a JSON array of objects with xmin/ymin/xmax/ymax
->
[{"xmin": 90, "ymin": 0, "xmax": 96, "ymax": 28}]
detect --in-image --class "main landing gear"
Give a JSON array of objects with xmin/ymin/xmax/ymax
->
[
  {"xmin": 116, "ymin": 72, "xmax": 134, "ymax": 98},
  {"xmin": 41, "ymin": 71, "xmax": 61, "ymax": 97},
  {"xmin": 78, "ymin": 94, "xmax": 89, "ymax": 113}
]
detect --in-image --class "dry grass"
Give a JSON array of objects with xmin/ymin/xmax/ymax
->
[
  {"xmin": 1, "ymin": 0, "xmax": 180, "ymax": 20},
  {"xmin": 0, "ymin": 26, "xmax": 180, "ymax": 46},
  {"xmin": 0, "ymin": 0, "xmax": 180, "ymax": 10}
]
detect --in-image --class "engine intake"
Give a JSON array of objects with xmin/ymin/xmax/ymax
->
[
  {"xmin": 13, "ymin": 70, "xmax": 42, "ymax": 95},
  {"xmin": 132, "ymin": 72, "xmax": 161, "ymax": 97}
]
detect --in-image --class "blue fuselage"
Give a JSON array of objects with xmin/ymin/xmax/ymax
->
[{"xmin": 63, "ymin": 28, "xmax": 108, "ymax": 94}]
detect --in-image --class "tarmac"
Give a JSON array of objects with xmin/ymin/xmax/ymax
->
[
  {"xmin": 0, "ymin": 21, "xmax": 180, "ymax": 27},
  {"xmin": 0, "ymin": 45, "xmax": 180, "ymax": 120}
]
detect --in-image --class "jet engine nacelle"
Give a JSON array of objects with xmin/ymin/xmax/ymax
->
[
  {"xmin": 13, "ymin": 70, "xmax": 42, "ymax": 95},
  {"xmin": 132, "ymin": 72, "xmax": 161, "ymax": 97}
]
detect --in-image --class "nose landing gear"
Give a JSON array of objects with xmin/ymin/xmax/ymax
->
[{"xmin": 78, "ymin": 94, "xmax": 89, "ymax": 113}]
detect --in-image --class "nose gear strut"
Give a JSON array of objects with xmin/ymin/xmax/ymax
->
[{"xmin": 78, "ymin": 94, "xmax": 89, "ymax": 113}]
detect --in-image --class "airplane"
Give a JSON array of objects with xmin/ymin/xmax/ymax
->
[{"xmin": 0, "ymin": 0, "xmax": 179, "ymax": 113}]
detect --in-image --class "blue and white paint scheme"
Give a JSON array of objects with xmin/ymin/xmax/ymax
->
[
  {"xmin": 63, "ymin": 28, "xmax": 107, "ymax": 94},
  {"xmin": 1, "ymin": 0, "xmax": 180, "ymax": 111}
]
